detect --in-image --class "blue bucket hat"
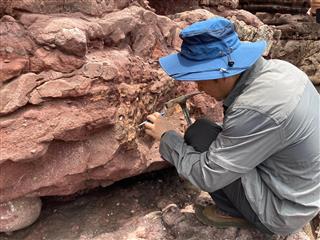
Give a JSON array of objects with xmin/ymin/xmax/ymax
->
[{"xmin": 159, "ymin": 17, "xmax": 267, "ymax": 81}]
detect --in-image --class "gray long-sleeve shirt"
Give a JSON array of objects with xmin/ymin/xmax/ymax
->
[{"xmin": 159, "ymin": 58, "xmax": 320, "ymax": 235}]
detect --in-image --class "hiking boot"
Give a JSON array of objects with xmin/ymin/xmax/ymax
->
[{"xmin": 194, "ymin": 204, "xmax": 252, "ymax": 228}]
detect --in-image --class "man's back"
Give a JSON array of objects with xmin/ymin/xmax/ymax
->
[
  {"xmin": 232, "ymin": 58, "xmax": 320, "ymax": 234},
  {"xmin": 153, "ymin": 17, "xmax": 320, "ymax": 235}
]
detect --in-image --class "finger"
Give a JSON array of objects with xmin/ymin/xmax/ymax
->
[
  {"xmin": 144, "ymin": 122, "xmax": 154, "ymax": 129},
  {"xmin": 146, "ymin": 114, "xmax": 158, "ymax": 123},
  {"xmin": 153, "ymin": 112, "xmax": 162, "ymax": 118},
  {"xmin": 145, "ymin": 129, "xmax": 154, "ymax": 138}
]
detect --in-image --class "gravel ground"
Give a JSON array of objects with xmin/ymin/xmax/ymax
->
[{"xmin": 0, "ymin": 168, "xmax": 317, "ymax": 240}]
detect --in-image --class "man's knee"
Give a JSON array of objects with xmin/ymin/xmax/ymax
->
[{"xmin": 184, "ymin": 118, "xmax": 222, "ymax": 152}]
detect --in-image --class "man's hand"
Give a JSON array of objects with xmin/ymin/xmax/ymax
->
[
  {"xmin": 307, "ymin": 0, "xmax": 320, "ymax": 16},
  {"xmin": 144, "ymin": 112, "xmax": 180, "ymax": 140}
]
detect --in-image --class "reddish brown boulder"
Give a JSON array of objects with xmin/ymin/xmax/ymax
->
[
  {"xmin": 0, "ymin": 15, "xmax": 33, "ymax": 84},
  {"xmin": 30, "ymin": 48, "xmax": 85, "ymax": 73},
  {"xmin": 0, "ymin": 73, "xmax": 43, "ymax": 115},
  {"xmin": 0, "ymin": 3, "xmax": 180, "ymax": 208},
  {"xmin": 0, "ymin": 197, "xmax": 42, "ymax": 232},
  {"xmin": 0, "ymin": 1, "xmax": 284, "ymax": 204}
]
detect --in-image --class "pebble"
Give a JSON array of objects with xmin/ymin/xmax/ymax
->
[
  {"xmin": 0, "ymin": 197, "xmax": 42, "ymax": 232},
  {"xmin": 5, "ymin": 47, "xmax": 14, "ymax": 53}
]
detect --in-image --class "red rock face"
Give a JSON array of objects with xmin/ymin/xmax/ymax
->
[
  {"xmin": 0, "ymin": 1, "xmax": 218, "ymax": 206},
  {"xmin": 0, "ymin": 0, "xmax": 317, "ymax": 216},
  {"xmin": 0, "ymin": 11, "xmax": 177, "ymax": 230}
]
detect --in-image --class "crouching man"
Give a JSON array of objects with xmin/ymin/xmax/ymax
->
[{"xmin": 144, "ymin": 17, "xmax": 320, "ymax": 236}]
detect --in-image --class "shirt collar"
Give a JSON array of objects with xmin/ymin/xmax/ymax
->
[{"xmin": 223, "ymin": 57, "xmax": 266, "ymax": 109}]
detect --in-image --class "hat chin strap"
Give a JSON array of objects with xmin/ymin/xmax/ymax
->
[
  {"xmin": 169, "ymin": 66, "xmax": 250, "ymax": 79},
  {"xmin": 227, "ymin": 50, "xmax": 235, "ymax": 67}
]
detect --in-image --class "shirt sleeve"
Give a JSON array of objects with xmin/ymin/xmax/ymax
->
[{"xmin": 159, "ymin": 108, "xmax": 283, "ymax": 192}]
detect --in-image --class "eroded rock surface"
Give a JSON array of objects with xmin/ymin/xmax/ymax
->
[
  {"xmin": 0, "ymin": 197, "xmax": 42, "ymax": 232},
  {"xmin": 256, "ymin": 13, "xmax": 320, "ymax": 84},
  {"xmin": 0, "ymin": 1, "xmax": 280, "ymax": 205},
  {"xmin": 237, "ymin": 1, "xmax": 320, "ymax": 85}
]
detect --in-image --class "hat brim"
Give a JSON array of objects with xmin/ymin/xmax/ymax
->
[{"xmin": 159, "ymin": 41, "xmax": 267, "ymax": 81}]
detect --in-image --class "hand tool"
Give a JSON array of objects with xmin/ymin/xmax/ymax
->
[
  {"xmin": 164, "ymin": 91, "xmax": 203, "ymax": 126},
  {"xmin": 137, "ymin": 110, "xmax": 166, "ymax": 128},
  {"xmin": 138, "ymin": 91, "xmax": 203, "ymax": 127}
]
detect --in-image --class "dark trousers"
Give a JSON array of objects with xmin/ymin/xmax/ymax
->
[{"xmin": 184, "ymin": 118, "xmax": 273, "ymax": 234}]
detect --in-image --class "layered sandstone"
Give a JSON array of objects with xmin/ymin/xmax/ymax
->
[
  {"xmin": 257, "ymin": 13, "xmax": 320, "ymax": 84},
  {"xmin": 239, "ymin": 0, "xmax": 310, "ymax": 14},
  {"xmin": 237, "ymin": 0, "xmax": 320, "ymax": 85},
  {"xmin": 1, "ymin": 3, "xmax": 178, "ymax": 204}
]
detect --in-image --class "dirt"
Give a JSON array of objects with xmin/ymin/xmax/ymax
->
[
  {"xmin": 0, "ymin": 168, "xmax": 197, "ymax": 240},
  {"xmin": 0, "ymin": 168, "xmax": 316, "ymax": 240}
]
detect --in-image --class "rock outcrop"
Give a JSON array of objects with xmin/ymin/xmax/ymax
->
[
  {"xmin": 237, "ymin": 0, "xmax": 320, "ymax": 84},
  {"xmin": 0, "ymin": 4, "xmax": 179, "ymax": 204},
  {"xmin": 239, "ymin": 0, "xmax": 310, "ymax": 14},
  {"xmin": 257, "ymin": 13, "xmax": 320, "ymax": 84},
  {"xmin": 0, "ymin": 0, "xmax": 280, "ymax": 206}
]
